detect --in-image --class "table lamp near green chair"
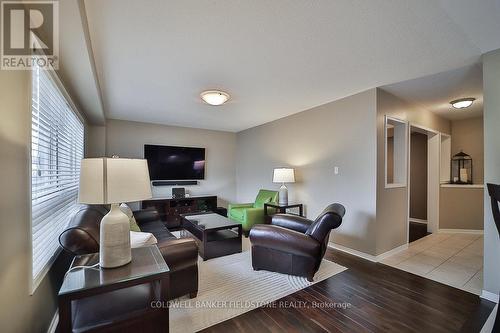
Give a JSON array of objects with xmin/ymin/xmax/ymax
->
[
  {"xmin": 273, "ymin": 168, "xmax": 295, "ymax": 205},
  {"xmin": 78, "ymin": 157, "xmax": 152, "ymax": 268}
]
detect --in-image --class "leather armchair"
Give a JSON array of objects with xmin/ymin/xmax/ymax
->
[
  {"xmin": 249, "ymin": 203, "xmax": 345, "ymax": 281},
  {"xmin": 227, "ymin": 189, "xmax": 279, "ymax": 234}
]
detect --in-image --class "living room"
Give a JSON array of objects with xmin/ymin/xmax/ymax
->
[{"xmin": 2, "ymin": 1, "xmax": 500, "ymax": 333}]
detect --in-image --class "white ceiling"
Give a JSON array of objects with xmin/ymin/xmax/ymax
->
[
  {"xmin": 382, "ymin": 64, "xmax": 483, "ymax": 121},
  {"xmin": 83, "ymin": 0, "xmax": 500, "ymax": 132}
]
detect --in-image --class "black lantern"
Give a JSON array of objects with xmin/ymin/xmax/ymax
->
[{"xmin": 451, "ymin": 151, "xmax": 473, "ymax": 184}]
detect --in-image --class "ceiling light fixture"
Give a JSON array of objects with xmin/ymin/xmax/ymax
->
[
  {"xmin": 200, "ymin": 90, "xmax": 230, "ymax": 106},
  {"xmin": 450, "ymin": 98, "xmax": 475, "ymax": 109}
]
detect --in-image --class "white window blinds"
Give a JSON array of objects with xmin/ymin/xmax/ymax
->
[{"xmin": 31, "ymin": 65, "xmax": 84, "ymax": 289}]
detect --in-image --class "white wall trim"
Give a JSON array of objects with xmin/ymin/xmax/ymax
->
[
  {"xmin": 376, "ymin": 243, "xmax": 409, "ymax": 261},
  {"xmin": 481, "ymin": 290, "xmax": 499, "ymax": 303},
  {"xmin": 438, "ymin": 229, "xmax": 484, "ymax": 235},
  {"xmin": 409, "ymin": 218, "xmax": 428, "ymax": 224},
  {"xmin": 47, "ymin": 311, "xmax": 58, "ymax": 333},
  {"xmin": 329, "ymin": 243, "xmax": 378, "ymax": 262},
  {"xmin": 440, "ymin": 184, "xmax": 484, "ymax": 189},
  {"xmin": 329, "ymin": 242, "xmax": 408, "ymax": 262}
]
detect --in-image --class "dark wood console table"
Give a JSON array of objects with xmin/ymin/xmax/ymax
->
[{"xmin": 142, "ymin": 195, "xmax": 217, "ymax": 229}]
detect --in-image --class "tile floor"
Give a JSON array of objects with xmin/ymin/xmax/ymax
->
[{"xmin": 380, "ymin": 232, "xmax": 483, "ymax": 295}]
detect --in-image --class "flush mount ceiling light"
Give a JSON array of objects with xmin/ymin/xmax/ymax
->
[
  {"xmin": 450, "ymin": 97, "xmax": 475, "ymax": 109},
  {"xmin": 200, "ymin": 90, "xmax": 230, "ymax": 106}
]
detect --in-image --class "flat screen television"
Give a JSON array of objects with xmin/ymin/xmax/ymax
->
[{"xmin": 144, "ymin": 144, "xmax": 206, "ymax": 180}]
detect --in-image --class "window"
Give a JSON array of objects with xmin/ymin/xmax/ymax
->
[{"xmin": 31, "ymin": 65, "xmax": 84, "ymax": 290}]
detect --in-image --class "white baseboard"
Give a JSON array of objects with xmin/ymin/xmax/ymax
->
[
  {"xmin": 438, "ymin": 229, "xmax": 484, "ymax": 235},
  {"xmin": 409, "ymin": 218, "xmax": 427, "ymax": 224},
  {"xmin": 329, "ymin": 243, "xmax": 378, "ymax": 262},
  {"xmin": 47, "ymin": 311, "xmax": 58, "ymax": 333},
  {"xmin": 376, "ymin": 243, "xmax": 409, "ymax": 261},
  {"xmin": 328, "ymin": 243, "xmax": 408, "ymax": 263},
  {"xmin": 481, "ymin": 290, "xmax": 499, "ymax": 303}
]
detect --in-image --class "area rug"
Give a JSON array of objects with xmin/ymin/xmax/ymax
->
[{"xmin": 168, "ymin": 235, "xmax": 347, "ymax": 332}]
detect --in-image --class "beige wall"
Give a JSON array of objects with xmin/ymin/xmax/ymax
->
[
  {"xmin": 236, "ymin": 89, "xmax": 378, "ymax": 255},
  {"xmin": 376, "ymin": 89, "xmax": 450, "ymax": 255},
  {"xmin": 450, "ymin": 116, "xmax": 484, "ymax": 184},
  {"xmin": 483, "ymin": 49, "xmax": 500, "ymax": 297},
  {"xmin": 439, "ymin": 187, "xmax": 483, "ymax": 230},
  {"xmin": 105, "ymin": 119, "xmax": 237, "ymax": 208},
  {"xmin": 410, "ymin": 132, "xmax": 428, "ymax": 220},
  {"xmin": 0, "ymin": 71, "xmax": 71, "ymax": 332},
  {"xmin": 86, "ymin": 125, "xmax": 106, "ymax": 157}
]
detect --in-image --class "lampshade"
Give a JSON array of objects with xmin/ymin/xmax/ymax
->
[
  {"xmin": 78, "ymin": 158, "xmax": 152, "ymax": 204},
  {"xmin": 273, "ymin": 168, "xmax": 295, "ymax": 183}
]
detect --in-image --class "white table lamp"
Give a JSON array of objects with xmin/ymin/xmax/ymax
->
[
  {"xmin": 273, "ymin": 168, "xmax": 295, "ymax": 206},
  {"xmin": 78, "ymin": 157, "xmax": 152, "ymax": 268}
]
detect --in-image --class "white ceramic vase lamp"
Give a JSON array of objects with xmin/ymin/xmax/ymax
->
[
  {"xmin": 78, "ymin": 157, "xmax": 152, "ymax": 268},
  {"xmin": 273, "ymin": 168, "xmax": 295, "ymax": 206}
]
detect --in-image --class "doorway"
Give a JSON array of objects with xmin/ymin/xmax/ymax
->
[
  {"xmin": 409, "ymin": 130, "xmax": 428, "ymax": 242},
  {"xmin": 408, "ymin": 125, "xmax": 440, "ymax": 243}
]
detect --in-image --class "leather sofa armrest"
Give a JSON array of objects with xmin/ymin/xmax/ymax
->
[
  {"xmin": 133, "ymin": 208, "xmax": 160, "ymax": 225},
  {"xmin": 249, "ymin": 225, "xmax": 320, "ymax": 257},
  {"xmin": 157, "ymin": 238, "xmax": 199, "ymax": 271},
  {"xmin": 271, "ymin": 214, "xmax": 313, "ymax": 233}
]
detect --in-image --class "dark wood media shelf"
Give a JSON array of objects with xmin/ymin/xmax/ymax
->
[{"xmin": 142, "ymin": 195, "xmax": 217, "ymax": 228}]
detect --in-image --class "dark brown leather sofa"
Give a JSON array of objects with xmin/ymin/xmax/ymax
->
[
  {"xmin": 59, "ymin": 205, "xmax": 199, "ymax": 299},
  {"xmin": 249, "ymin": 203, "xmax": 345, "ymax": 281}
]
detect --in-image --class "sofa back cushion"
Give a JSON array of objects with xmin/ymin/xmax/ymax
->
[
  {"xmin": 120, "ymin": 203, "xmax": 141, "ymax": 232},
  {"xmin": 254, "ymin": 189, "xmax": 279, "ymax": 208}
]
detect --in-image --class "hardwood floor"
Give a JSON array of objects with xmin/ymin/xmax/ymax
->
[{"xmin": 201, "ymin": 248, "xmax": 495, "ymax": 333}]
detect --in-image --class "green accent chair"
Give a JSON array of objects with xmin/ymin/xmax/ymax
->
[{"xmin": 228, "ymin": 189, "xmax": 279, "ymax": 235}]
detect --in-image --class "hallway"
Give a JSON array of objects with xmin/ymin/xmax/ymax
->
[{"xmin": 381, "ymin": 232, "xmax": 483, "ymax": 295}]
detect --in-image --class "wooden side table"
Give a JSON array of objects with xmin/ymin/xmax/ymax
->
[
  {"xmin": 264, "ymin": 203, "xmax": 304, "ymax": 223},
  {"xmin": 58, "ymin": 246, "xmax": 170, "ymax": 333}
]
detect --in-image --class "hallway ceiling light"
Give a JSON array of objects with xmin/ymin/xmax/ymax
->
[
  {"xmin": 200, "ymin": 90, "xmax": 230, "ymax": 106},
  {"xmin": 450, "ymin": 98, "xmax": 475, "ymax": 109}
]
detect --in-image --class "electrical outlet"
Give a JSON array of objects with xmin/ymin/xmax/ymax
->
[{"xmin": 334, "ymin": 166, "xmax": 339, "ymax": 175}]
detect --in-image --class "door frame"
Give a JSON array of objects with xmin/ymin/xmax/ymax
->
[{"xmin": 407, "ymin": 123, "xmax": 441, "ymax": 243}]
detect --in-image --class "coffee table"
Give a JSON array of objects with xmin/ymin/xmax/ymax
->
[{"xmin": 181, "ymin": 213, "xmax": 242, "ymax": 260}]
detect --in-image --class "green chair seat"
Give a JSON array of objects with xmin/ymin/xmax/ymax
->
[
  {"xmin": 227, "ymin": 189, "xmax": 279, "ymax": 234},
  {"xmin": 229, "ymin": 208, "xmax": 245, "ymax": 220}
]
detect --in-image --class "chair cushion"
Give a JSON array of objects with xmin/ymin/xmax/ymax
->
[
  {"xmin": 254, "ymin": 190, "xmax": 278, "ymax": 208},
  {"xmin": 130, "ymin": 231, "xmax": 157, "ymax": 248},
  {"xmin": 120, "ymin": 203, "xmax": 141, "ymax": 232},
  {"xmin": 229, "ymin": 207, "xmax": 245, "ymax": 220}
]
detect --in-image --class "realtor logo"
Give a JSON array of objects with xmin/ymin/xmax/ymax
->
[{"xmin": 1, "ymin": 1, "xmax": 59, "ymax": 70}]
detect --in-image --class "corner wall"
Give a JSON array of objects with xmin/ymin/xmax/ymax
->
[
  {"xmin": 376, "ymin": 89, "xmax": 450, "ymax": 255},
  {"xmin": 236, "ymin": 89, "xmax": 378, "ymax": 255},
  {"xmin": 450, "ymin": 116, "xmax": 484, "ymax": 184},
  {"xmin": 105, "ymin": 119, "xmax": 237, "ymax": 208},
  {"xmin": 482, "ymin": 49, "xmax": 500, "ymax": 299}
]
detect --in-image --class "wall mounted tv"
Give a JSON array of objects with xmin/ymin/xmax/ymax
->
[{"xmin": 144, "ymin": 144, "xmax": 206, "ymax": 180}]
